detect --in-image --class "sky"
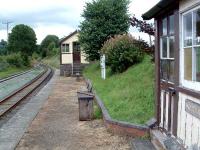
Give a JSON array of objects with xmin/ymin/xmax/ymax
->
[{"xmin": 0, "ymin": 0, "xmax": 159, "ymax": 44}]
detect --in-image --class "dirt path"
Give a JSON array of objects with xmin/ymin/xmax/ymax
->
[{"xmin": 16, "ymin": 75, "xmax": 131, "ymax": 150}]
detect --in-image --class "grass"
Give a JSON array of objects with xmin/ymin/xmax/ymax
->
[
  {"xmin": 93, "ymin": 101, "xmax": 102, "ymax": 119},
  {"xmin": 0, "ymin": 54, "xmax": 60, "ymax": 79},
  {"xmin": 42, "ymin": 55, "xmax": 60, "ymax": 69},
  {"xmin": 0, "ymin": 66, "xmax": 30, "ymax": 78},
  {"xmin": 83, "ymin": 55, "xmax": 155, "ymax": 125}
]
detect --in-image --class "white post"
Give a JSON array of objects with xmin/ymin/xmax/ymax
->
[{"xmin": 100, "ymin": 54, "xmax": 106, "ymax": 80}]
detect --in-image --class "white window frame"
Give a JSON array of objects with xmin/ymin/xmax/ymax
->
[
  {"xmin": 160, "ymin": 16, "xmax": 175, "ymax": 83},
  {"xmin": 62, "ymin": 43, "xmax": 70, "ymax": 53},
  {"xmin": 160, "ymin": 37, "xmax": 175, "ymax": 60},
  {"xmin": 180, "ymin": 5, "xmax": 200, "ymax": 91}
]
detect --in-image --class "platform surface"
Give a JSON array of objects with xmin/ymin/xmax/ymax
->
[
  {"xmin": 131, "ymin": 139, "xmax": 156, "ymax": 150},
  {"xmin": 15, "ymin": 73, "xmax": 130, "ymax": 150},
  {"xmin": 0, "ymin": 69, "xmax": 57, "ymax": 150}
]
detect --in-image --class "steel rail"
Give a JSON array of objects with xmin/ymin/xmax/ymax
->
[
  {"xmin": 0, "ymin": 64, "xmax": 42, "ymax": 83},
  {"xmin": 0, "ymin": 66, "xmax": 54, "ymax": 117}
]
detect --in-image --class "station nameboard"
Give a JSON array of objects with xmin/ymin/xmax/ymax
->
[{"xmin": 185, "ymin": 99, "xmax": 200, "ymax": 120}]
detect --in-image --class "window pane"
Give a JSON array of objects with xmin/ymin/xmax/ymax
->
[
  {"xmin": 169, "ymin": 60, "xmax": 175, "ymax": 82},
  {"xmin": 162, "ymin": 18, "xmax": 167, "ymax": 36},
  {"xmin": 73, "ymin": 42, "xmax": 80, "ymax": 52},
  {"xmin": 183, "ymin": 13, "xmax": 192, "ymax": 47},
  {"xmin": 65, "ymin": 44, "xmax": 69, "ymax": 52},
  {"xmin": 161, "ymin": 37, "xmax": 167, "ymax": 58},
  {"xmin": 195, "ymin": 47, "xmax": 200, "ymax": 82},
  {"xmin": 169, "ymin": 36, "xmax": 175, "ymax": 58},
  {"xmin": 62, "ymin": 44, "xmax": 65, "ymax": 52},
  {"xmin": 169, "ymin": 15, "xmax": 174, "ymax": 35},
  {"xmin": 161, "ymin": 60, "xmax": 168, "ymax": 80},
  {"xmin": 160, "ymin": 60, "xmax": 175, "ymax": 82},
  {"xmin": 184, "ymin": 48, "xmax": 192, "ymax": 81},
  {"xmin": 194, "ymin": 9, "xmax": 200, "ymax": 45}
]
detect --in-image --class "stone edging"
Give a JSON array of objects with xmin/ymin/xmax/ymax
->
[{"xmin": 85, "ymin": 79, "xmax": 150, "ymax": 137}]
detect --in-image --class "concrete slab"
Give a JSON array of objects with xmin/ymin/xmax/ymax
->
[
  {"xmin": 0, "ymin": 70, "xmax": 57, "ymax": 150},
  {"xmin": 131, "ymin": 139, "xmax": 156, "ymax": 150}
]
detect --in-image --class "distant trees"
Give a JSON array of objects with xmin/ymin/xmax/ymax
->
[
  {"xmin": 79, "ymin": 0, "xmax": 130, "ymax": 61},
  {"xmin": 0, "ymin": 39, "xmax": 7, "ymax": 55},
  {"xmin": 8, "ymin": 24, "xmax": 37, "ymax": 56},
  {"xmin": 0, "ymin": 23, "xmax": 60, "ymax": 68},
  {"xmin": 7, "ymin": 24, "xmax": 37, "ymax": 66},
  {"xmin": 40, "ymin": 35, "xmax": 59, "ymax": 57}
]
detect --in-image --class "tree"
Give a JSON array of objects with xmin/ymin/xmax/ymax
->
[
  {"xmin": 7, "ymin": 24, "xmax": 37, "ymax": 56},
  {"xmin": 79, "ymin": 0, "xmax": 130, "ymax": 61},
  {"xmin": 130, "ymin": 16, "xmax": 155, "ymax": 46},
  {"xmin": 47, "ymin": 42, "xmax": 59, "ymax": 56},
  {"xmin": 40, "ymin": 35, "xmax": 59, "ymax": 57},
  {"xmin": 0, "ymin": 39, "xmax": 7, "ymax": 55}
]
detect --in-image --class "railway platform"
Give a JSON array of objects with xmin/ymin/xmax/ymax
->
[{"xmin": 0, "ymin": 70, "xmax": 130, "ymax": 150}]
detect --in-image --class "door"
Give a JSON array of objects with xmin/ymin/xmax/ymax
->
[
  {"xmin": 73, "ymin": 42, "xmax": 81, "ymax": 63},
  {"xmin": 159, "ymin": 14, "xmax": 176, "ymax": 134},
  {"xmin": 160, "ymin": 89, "xmax": 175, "ymax": 133}
]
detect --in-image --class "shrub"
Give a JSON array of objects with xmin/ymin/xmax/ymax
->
[
  {"xmin": 32, "ymin": 52, "xmax": 40, "ymax": 60},
  {"xmin": 47, "ymin": 42, "xmax": 59, "ymax": 56},
  {"xmin": 5, "ymin": 53, "xmax": 25, "ymax": 67},
  {"xmin": 101, "ymin": 34, "xmax": 144, "ymax": 73},
  {"xmin": 0, "ymin": 56, "xmax": 10, "ymax": 71},
  {"xmin": 136, "ymin": 39, "xmax": 154, "ymax": 59}
]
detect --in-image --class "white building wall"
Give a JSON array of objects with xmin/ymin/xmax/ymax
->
[
  {"xmin": 177, "ymin": 93, "xmax": 200, "ymax": 149},
  {"xmin": 61, "ymin": 32, "xmax": 89, "ymax": 64},
  {"xmin": 62, "ymin": 33, "xmax": 78, "ymax": 54},
  {"xmin": 177, "ymin": 1, "xmax": 200, "ymax": 149},
  {"xmin": 61, "ymin": 54, "xmax": 73, "ymax": 64},
  {"xmin": 81, "ymin": 52, "xmax": 89, "ymax": 64}
]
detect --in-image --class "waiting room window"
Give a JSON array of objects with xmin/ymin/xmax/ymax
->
[
  {"xmin": 62, "ymin": 44, "xmax": 69, "ymax": 53},
  {"xmin": 183, "ymin": 8, "xmax": 200, "ymax": 82},
  {"xmin": 160, "ymin": 15, "xmax": 175, "ymax": 82}
]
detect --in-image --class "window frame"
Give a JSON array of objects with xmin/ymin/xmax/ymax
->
[
  {"xmin": 160, "ymin": 15, "xmax": 175, "ymax": 60},
  {"xmin": 61, "ymin": 43, "xmax": 70, "ymax": 53},
  {"xmin": 160, "ymin": 14, "xmax": 175, "ymax": 83},
  {"xmin": 73, "ymin": 42, "xmax": 80, "ymax": 52},
  {"xmin": 181, "ymin": 5, "xmax": 200, "ymax": 91}
]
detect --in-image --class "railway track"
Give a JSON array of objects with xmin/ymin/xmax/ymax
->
[
  {"xmin": 0, "ymin": 65, "xmax": 53, "ymax": 117},
  {"xmin": 0, "ymin": 69, "xmax": 33, "ymax": 83},
  {"xmin": 0, "ymin": 65, "xmax": 42, "ymax": 83}
]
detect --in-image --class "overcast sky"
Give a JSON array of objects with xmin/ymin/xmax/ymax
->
[{"xmin": 0, "ymin": 0, "xmax": 159, "ymax": 44}]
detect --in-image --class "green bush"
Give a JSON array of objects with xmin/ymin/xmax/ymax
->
[
  {"xmin": 101, "ymin": 34, "xmax": 144, "ymax": 73},
  {"xmin": 32, "ymin": 52, "xmax": 40, "ymax": 60},
  {"xmin": 47, "ymin": 42, "xmax": 59, "ymax": 56},
  {"xmin": 0, "ymin": 56, "xmax": 10, "ymax": 71},
  {"xmin": 5, "ymin": 53, "xmax": 25, "ymax": 67}
]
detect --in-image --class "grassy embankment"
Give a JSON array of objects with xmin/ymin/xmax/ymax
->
[
  {"xmin": 0, "ymin": 67, "xmax": 30, "ymax": 78},
  {"xmin": 83, "ymin": 55, "xmax": 155, "ymax": 124},
  {"xmin": 0, "ymin": 54, "xmax": 60, "ymax": 78},
  {"xmin": 42, "ymin": 55, "xmax": 60, "ymax": 69}
]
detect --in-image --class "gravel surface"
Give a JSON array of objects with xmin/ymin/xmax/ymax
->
[
  {"xmin": 0, "ymin": 68, "xmax": 56, "ymax": 150},
  {"xmin": 16, "ymin": 75, "xmax": 131, "ymax": 150}
]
